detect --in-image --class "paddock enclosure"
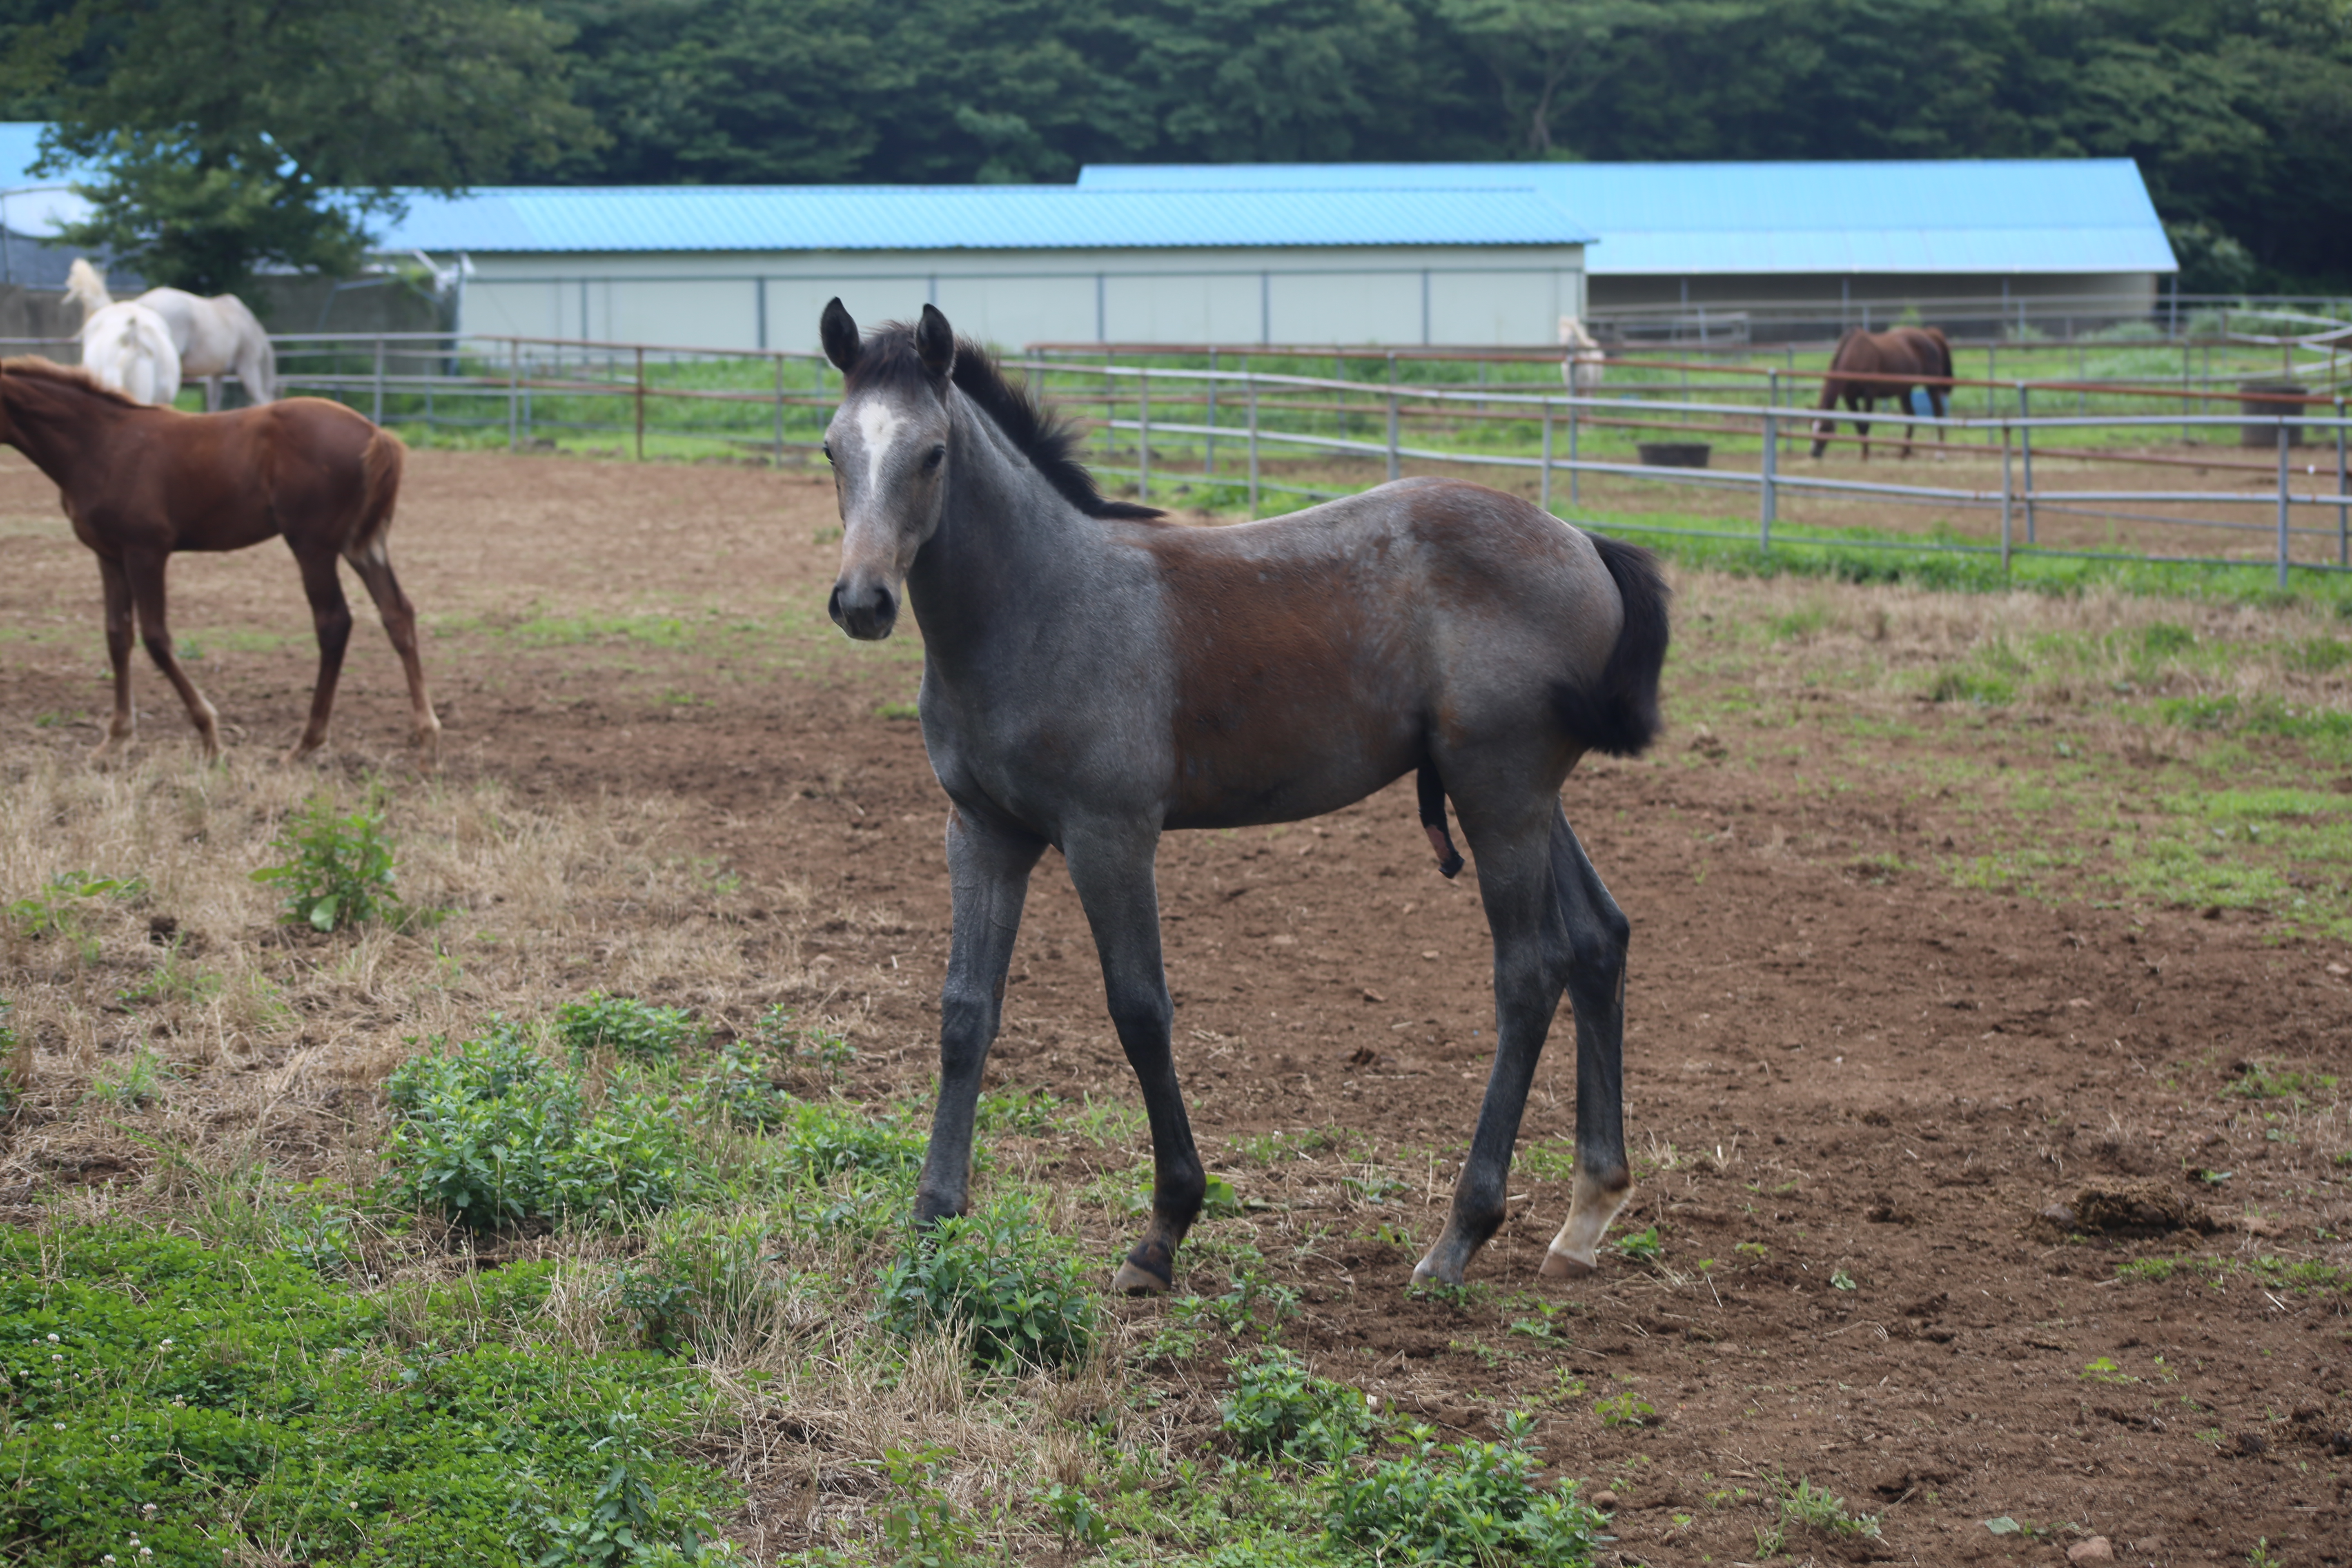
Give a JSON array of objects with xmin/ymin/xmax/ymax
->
[{"xmin": 3, "ymin": 445, "xmax": 2350, "ymax": 1565}]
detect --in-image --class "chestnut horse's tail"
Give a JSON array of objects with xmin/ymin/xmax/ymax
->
[
  {"xmin": 1557, "ymin": 530, "xmax": 1671, "ymax": 758},
  {"xmin": 347, "ymin": 426, "xmax": 406, "ymax": 561}
]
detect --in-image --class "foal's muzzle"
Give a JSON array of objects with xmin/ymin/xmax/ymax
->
[{"xmin": 829, "ymin": 579, "xmax": 898, "ymax": 641}]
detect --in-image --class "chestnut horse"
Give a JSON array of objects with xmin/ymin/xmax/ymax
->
[
  {"xmin": 820, "ymin": 301, "xmax": 1670, "ymax": 1294},
  {"xmin": 0, "ymin": 358, "xmax": 438, "ymax": 765},
  {"xmin": 1810, "ymin": 325, "xmax": 1953, "ymax": 459}
]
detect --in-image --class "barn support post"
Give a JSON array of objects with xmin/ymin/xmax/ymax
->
[
  {"xmin": 2000, "ymin": 423, "xmax": 2014, "ymax": 576},
  {"xmin": 1246, "ymin": 375, "xmax": 1260, "ymax": 518},
  {"xmin": 2018, "ymin": 384, "xmax": 2036, "ymax": 546},
  {"xmin": 1138, "ymin": 373, "xmax": 1151, "ymax": 501},
  {"xmin": 1760, "ymin": 410, "xmax": 1777, "ymax": 550},
  {"xmin": 507, "ymin": 339, "xmax": 519, "ymax": 452},
  {"xmin": 634, "ymin": 346, "xmax": 646, "ymax": 461},
  {"xmin": 1205, "ymin": 350, "xmax": 1218, "ymax": 477},
  {"xmin": 371, "ymin": 338, "xmax": 385, "ymax": 425},
  {"xmin": 2277, "ymin": 420, "xmax": 2292, "ymax": 590},
  {"xmin": 1539, "ymin": 401, "xmax": 1553, "ymax": 513},
  {"xmin": 773, "ymin": 352, "xmax": 786, "ymax": 465}
]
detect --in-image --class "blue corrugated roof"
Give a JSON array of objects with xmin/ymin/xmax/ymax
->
[
  {"xmin": 1078, "ymin": 160, "xmax": 2176, "ymax": 274},
  {"xmin": 376, "ymin": 184, "xmax": 1595, "ymax": 253}
]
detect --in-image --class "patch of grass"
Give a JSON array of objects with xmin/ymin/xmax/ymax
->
[
  {"xmin": 250, "ymin": 793, "xmax": 401, "ymax": 932},
  {"xmin": 1323, "ymin": 1410, "xmax": 1606, "ymax": 1566},
  {"xmin": 381, "ymin": 1024, "xmax": 697, "ymax": 1228},
  {"xmin": 83, "ymin": 1044, "xmax": 176, "ymax": 1109},
  {"xmin": 872, "ymin": 1193, "xmax": 1097, "ymax": 1373},
  {"xmin": 556, "ymin": 991, "xmax": 706, "ymax": 1062},
  {"xmin": 0, "ymin": 1225, "xmax": 737, "ymax": 1568},
  {"xmin": 1220, "ymin": 1348, "xmax": 1374, "ymax": 1465},
  {"xmin": 784, "ymin": 1100, "xmax": 923, "ymax": 1183},
  {"xmin": 2225, "ymin": 1059, "xmax": 2341, "ymax": 1103}
]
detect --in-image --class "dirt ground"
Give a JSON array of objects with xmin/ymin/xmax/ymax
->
[{"xmin": 4, "ymin": 445, "xmax": 2351, "ymax": 1568}]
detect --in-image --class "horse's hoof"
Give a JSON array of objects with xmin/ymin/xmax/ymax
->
[
  {"xmin": 1408, "ymin": 1254, "xmax": 1462, "ymax": 1289},
  {"xmin": 1538, "ymin": 1249, "xmax": 1597, "ymax": 1280},
  {"xmin": 1111, "ymin": 1259, "xmax": 1171, "ymax": 1295}
]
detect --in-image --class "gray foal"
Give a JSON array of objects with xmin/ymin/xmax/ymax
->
[{"xmin": 818, "ymin": 301, "xmax": 1670, "ymax": 1292}]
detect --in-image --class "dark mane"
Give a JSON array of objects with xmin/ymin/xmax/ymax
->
[
  {"xmin": 2, "ymin": 355, "xmax": 165, "ymax": 412},
  {"xmin": 843, "ymin": 322, "xmax": 1163, "ymax": 521}
]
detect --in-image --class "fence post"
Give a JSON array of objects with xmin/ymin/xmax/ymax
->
[
  {"xmin": 2182, "ymin": 341, "xmax": 2193, "ymax": 446},
  {"xmin": 634, "ymin": 345, "xmax": 646, "ymax": 461},
  {"xmin": 1539, "ymin": 400, "xmax": 1553, "ymax": 512},
  {"xmin": 1760, "ymin": 410, "xmax": 1777, "ymax": 550},
  {"xmin": 2018, "ymin": 383, "xmax": 2036, "ymax": 546},
  {"xmin": 1138, "ymin": 372, "xmax": 1150, "ymax": 501},
  {"xmin": 1247, "ymin": 374, "xmax": 1260, "ymax": 518},
  {"xmin": 2000, "ymin": 421, "xmax": 2014, "ymax": 576},
  {"xmin": 1567, "ymin": 395, "xmax": 1581, "ymax": 507},
  {"xmin": 508, "ymin": 339, "xmax": 519, "ymax": 452},
  {"xmin": 774, "ymin": 352, "xmax": 786, "ymax": 465},
  {"xmin": 2278, "ymin": 419, "xmax": 2292, "ymax": 590},
  {"xmin": 1385, "ymin": 384, "xmax": 1400, "ymax": 483},
  {"xmin": 1206, "ymin": 349, "xmax": 1218, "ymax": 477},
  {"xmin": 372, "ymin": 337, "xmax": 385, "ymax": 425},
  {"xmin": 2337, "ymin": 395, "xmax": 2348, "ymax": 568}
]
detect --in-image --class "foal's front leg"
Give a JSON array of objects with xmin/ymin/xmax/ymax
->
[
  {"xmin": 915, "ymin": 806, "xmax": 1047, "ymax": 1226},
  {"xmin": 95, "ymin": 556, "xmax": 136, "ymax": 756},
  {"xmin": 1063, "ymin": 821, "xmax": 1204, "ymax": 1293}
]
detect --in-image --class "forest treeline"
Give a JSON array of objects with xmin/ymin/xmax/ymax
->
[{"xmin": 3, "ymin": 0, "xmax": 2345, "ymax": 294}]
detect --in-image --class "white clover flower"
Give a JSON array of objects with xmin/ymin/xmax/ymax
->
[
  {"xmin": 101, "ymin": 1555, "xmax": 115, "ymax": 1564},
  {"xmin": 158, "ymin": 1339, "xmax": 174, "ymax": 1349},
  {"xmin": 142, "ymin": 1504, "xmax": 157, "ymax": 1515},
  {"xmin": 45, "ymin": 1333, "xmax": 58, "ymax": 1343},
  {"xmin": 51, "ymin": 1422, "xmax": 64, "ymax": 1431}
]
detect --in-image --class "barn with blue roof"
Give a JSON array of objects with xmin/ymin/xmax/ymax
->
[
  {"xmin": 1080, "ymin": 160, "xmax": 2178, "ymax": 336},
  {"xmin": 378, "ymin": 183, "xmax": 1596, "ymax": 351}
]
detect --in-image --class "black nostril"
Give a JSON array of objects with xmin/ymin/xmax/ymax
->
[
  {"xmin": 827, "ymin": 584, "xmax": 845, "ymax": 624},
  {"xmin": 873, "ymin": 588, "xmax": 894, "ymax": 623}
]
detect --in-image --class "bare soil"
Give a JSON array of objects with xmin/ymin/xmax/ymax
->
[{"xmin": 4, "ymin": 447, "xmax": 2350, "ymax": 1566}]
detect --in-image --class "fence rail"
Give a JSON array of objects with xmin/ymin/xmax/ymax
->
[{"xmin": 4, "ymin": 329, "xmax": 2347, "ymax": 585}]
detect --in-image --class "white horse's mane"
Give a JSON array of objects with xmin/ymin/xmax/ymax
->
[{"xmin": 62, "ymin": 258, "xmax": 114, "ymax": 315}]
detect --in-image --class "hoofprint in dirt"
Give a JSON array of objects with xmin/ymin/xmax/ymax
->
[{"xmin": 2, "ymin": 449, "xmax": 2349, "ymax": 1566}]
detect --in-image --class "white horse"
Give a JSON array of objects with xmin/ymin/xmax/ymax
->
[
  {"xmin": 64, "ymin": 258, "xmax": 275, "ymax": 408},
  {"xmin": 1559, "ymin": 315, "xmax": 1606, "ymax": 394},
  {"xmin": 78, "ymin": 298, "xmax": 183, "ymax": 405}
]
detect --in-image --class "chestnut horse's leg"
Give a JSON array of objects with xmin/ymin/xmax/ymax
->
[
  {"xmin": 123, "ymin": 551, "xmax": 220, "ymax": 760},
  {"xmin": 1062, "ymin": 818, "xmax": 1205, "ymax": 1294},
  {"xmin": 1538, "ymin": 809, "xmax": 1635, "ymax": 1276},
  {"xmin": 343, "ymin": 545, "xmax": 441, "ymax": 768},
  {"xmin": 914, "ymin": 804, "xmax": 1047, "ymax": 1228},
  {"xmin": 287, "ymin": 543, "xmax": 355, "ymax": 762},
  {"xmin": 95, "ymin": 555, "xmax": 136, "ymax": 756},
  {"xmin": 1851, "ymin": 394, "xmax": 1873, "ymax": 461}
]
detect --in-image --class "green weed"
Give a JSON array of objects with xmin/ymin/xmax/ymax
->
[
  {"xmin": 557, "ymin": 992, "xmax": 705, "ymax": 1062},
  {"xmin": 83, "ymin": 1045, "xmax": 176, "ymax": 1109},
  {"xmin": 877, "ymin": 1444, "xmax": 979, "ymax": 1568},
  {"xmin": 1220, "ymin": 1348, "xmax": 1374, "ymax": 1466},
  {"xmin": 785, "ymin": 1100, "xmax": 923, "ymax": 1182},
  {"xmin": 1614, "ymin": 1226, "xmax": 1664, "ymax": 1263},
  {"xmin": 1594, "ymin": 1392, "xmax": 1658, "ymax": 1428},
  {"xmin": 872, "ymin": 1193, "xmax": 1097, "ymax": 1373},
  {"xmin": 251, "ymin": 794, "xmax": 401, "ymax": 931},
  {"xmin": 1323, "ymin": 1410, "xmax": 1606, "ymax": 1566}
]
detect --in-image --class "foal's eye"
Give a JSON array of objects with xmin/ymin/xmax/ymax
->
[
  {"xmin": 923, "ymin": 445, "xmax": 946, "ymax": 470},
  {"xmin": 821, "ymin": 443, "xmax": 834, "ymax": 464}
]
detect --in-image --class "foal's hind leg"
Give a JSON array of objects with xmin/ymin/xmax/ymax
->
[
  {"xmin": 344, "ymin": 544, "xmax": 441, "ymax": 768},
  {"xmin": 1536, "ymin": 809, "xmax": 1635, "ymax": 1278},
  {"xmin": 1063, "ymin": 820, "xmax": 1205, "ymax": 1293},
  {"xmin": 95, "ymin": 556, "xmax": 136, "ymax": 756},
  {"xmin": 1413, "ymin": 803, "xmax": 1570, "ymax": 1288},
  {"xmin": 914, "ymin": 806, "xmax": 1047, "ymax": 1227},
  {"xmin": 124, "ymin": 551, "xmax": 220, "ymax": 759},
  {"xmin": 287, "ymin": 544, "xmax": 355, "ymax": 762}
]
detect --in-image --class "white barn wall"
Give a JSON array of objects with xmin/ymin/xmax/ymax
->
[{"xmin": 458, "ymin": 245, "xmax": 1586, "ymax": 352}]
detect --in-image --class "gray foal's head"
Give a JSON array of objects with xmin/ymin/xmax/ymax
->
[{"xmin": 819, "ymin": 298, "xmax": 957, "ymax": 641}]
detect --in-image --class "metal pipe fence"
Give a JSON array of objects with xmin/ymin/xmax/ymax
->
[{"xmin": 4, "ymin": 328, "xmax": 2348, "ymax": 585}]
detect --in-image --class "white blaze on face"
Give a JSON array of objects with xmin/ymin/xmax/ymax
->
[{"xmin": 856, "ymin": 399, "xmax": 904, "ymax": 494}]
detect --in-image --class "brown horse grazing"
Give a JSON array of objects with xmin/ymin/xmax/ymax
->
[
  {"xmin": 0, "ymin": 357, "xmax": 438, "ymax": 765},
  {"xmin": 1809, "ymin": 326, "xmax": 1953, "ymax": 460}
]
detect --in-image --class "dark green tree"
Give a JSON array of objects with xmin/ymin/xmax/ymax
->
[{"xmin": 8, "ymin": 0, "xmax": 598, "ymax": 293}]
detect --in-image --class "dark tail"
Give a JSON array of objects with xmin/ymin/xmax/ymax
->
[{"xmin": 1556, "ymin": 531, "xmax": 1670, "ymax": 757}]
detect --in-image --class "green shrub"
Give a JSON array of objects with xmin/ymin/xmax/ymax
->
[
  {"xmin": 1221, "ymin": 1349, "xmax": 1373, "ymax": 1465},
  {"xmin": 705, "ymin": 1037, "xmax": 789, "ymax": 1129},
  {"xmin": 251, "ymin": 794, "xmax": 400, "ymax": 931},
  {"xmin": 873, "ymin": 1194, "xmax": 1097, "ymax": 1373},
  {"xmin": 0, "ymin": 1226, "xmax": 736, "ymax": 1568},
  {"xmin": 877, "ymin": 1443, "xmax": 979, "ymax": 1568},
  {"xmin": 382, "ymin": 1027, "xmax": 695, "ymax": 1228},
  {"xmin": 557, "ymin": 993, "xmax": 705, "ymax": 1061},
  {"xmin": 1323, "ymin": 1412, "xmax": 1606, "ymax": 1566},
  {"xmin": 785, "ymin": 1100, "xmax": 923, "ymax": 1182}
]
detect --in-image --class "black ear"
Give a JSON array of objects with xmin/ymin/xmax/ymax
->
[
  {"xmin": 820, "ymin": 298, "xmax": 861, "ymax": 373},
  {"xmin": 915, "ymin": 303, "xmax": 956, "ymax": 379}
]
